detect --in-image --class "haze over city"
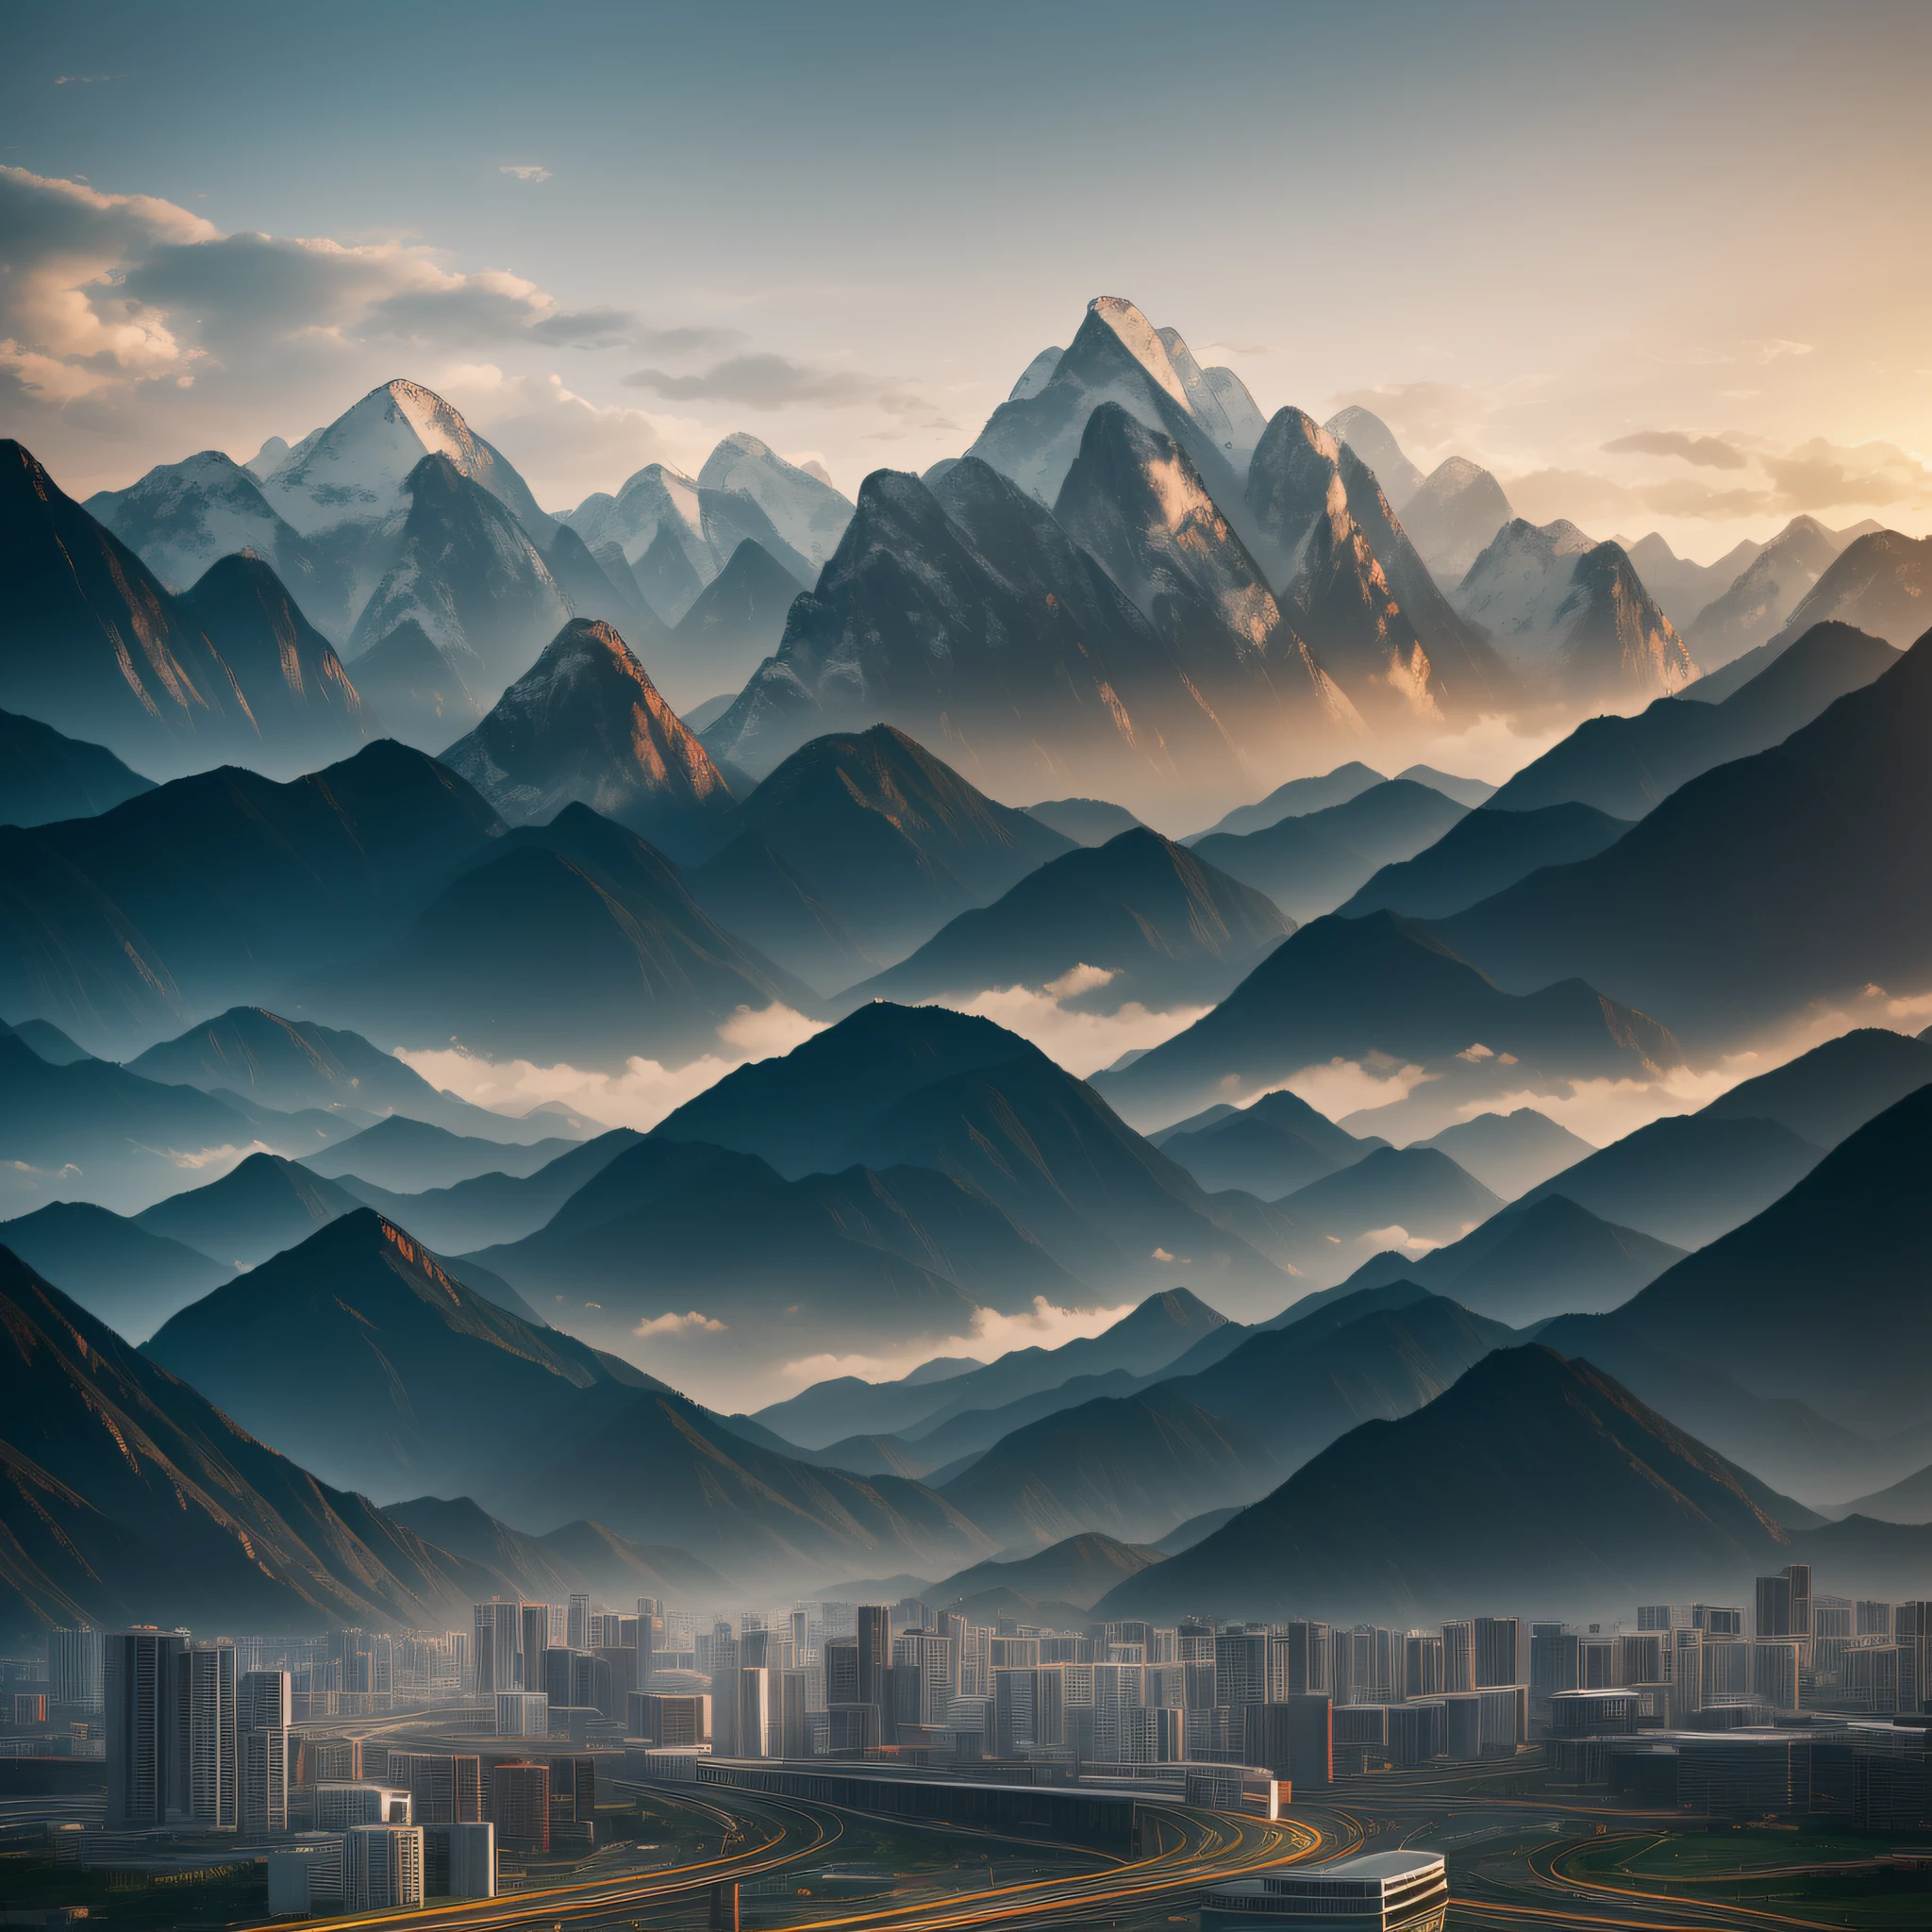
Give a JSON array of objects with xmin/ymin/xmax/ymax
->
[{"xmin": 2, "ymin": 5, "xmax": 1931, "ymax": 1930}]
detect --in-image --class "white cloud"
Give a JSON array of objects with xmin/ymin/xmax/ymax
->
[
  {"xmin": 918, "ymin": 973, "xmax": 1208, "ymax": 1080},
  {"xmin": 635, "ymin": 1309, "xmax": 727, "ymax": 1339},
  {"xmin": 434, "ymin": 364, "xmax": 710, "ymax": 508},
  {"xmin": 500, "ymin": 165, "xmax": 553, "ymax": 183},
  {"xmin": 392, "ymin": 1003, "xmax": 824, "ymax": 1130},
  {"xmin": 774, "ymin": 1294, "xmax": 1135, "ymax": 1390},
  {"xmin": 1274, "ymin": 1055, "xmax": 1434, "ymax": 1122}
]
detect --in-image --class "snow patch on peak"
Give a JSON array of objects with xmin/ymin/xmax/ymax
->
[
  {"xmin": 1089, "ymin": 297, "xmax": 1192, "ymax": 411},
  {"xmin": 698, "ymin": 430, "xmax": 777, "ymax": 485}
]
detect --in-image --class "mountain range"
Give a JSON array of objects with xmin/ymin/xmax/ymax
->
[
  {"xmin": 0, "ymin": 708, "xmax": 155, "ymax": 828},
  {"xmin": 3, "ymin": 441, "xmax": 376, "ymax": 780},
  {"xmin": 1486, "ymin": 619, "xmax": 1897, "ymax": 819},
  {"xmin": 1094, "ymin": 1344, "xmax": 1813, "ymax": 1622},
  {"xmin": 1436, "ymin": 630, "xmax": 1932, "ymax": 1041},
  {"xmin": 1095, "ymin": 908, "xmax": 1681, "ymax": 1130},
  {"xmin": 841, "ymin": 826, "xmax": 1293, "ymax": 1015}
]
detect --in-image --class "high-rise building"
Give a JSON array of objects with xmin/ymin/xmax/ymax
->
[
  {"xmin": 494, "ymin": 1691, "xmax": 548, "ymax": 1739},
  {"xmin": 105, "ymin": 1630, "xmax": 186, "ymax": 1829},
  {"xmin": 1474, "ymin": 1617, "xmax": 1521, "ymax": 1688},
  {"xmin": 893, "ymin": 1631, "xmax": 954, "ymax": 1727},
  {"xmin": 1529, "ymin": 1626, "xmax": 1577, "ymax": 1715},
  {"xmin": 1091, "ymin": 1662, "xmax": 1142, "ymax": 1761},
  {"xmin": 187, "ymin": 1642, "xmax": 238, "ymax": 1829},
  {"xmin": 1892, "ymin": 1602, "xmax": 1931, "ymax": 1713},
  {"xmin": 823, "ymin": 1637, "xmax": 859, "ymax": 1706},
  {"xmin": 389, "ymin": 1754, "xmax": 481, "ymax": 1825},
  {"xmin": 567, "ymin": 1595, "xmax": 590, "ymax": 1650},
  {"xmin": 344, "ymin": 1824, "xmax": 423, "ymax": 1910},
  {"xmin": 1215, "ymin": 1628, "xmax": 1268, "ymax": 1713},
  {"xmin": 50, "ymin": 1628, "xmax": 103, "ymax": 1714},
  {"xmin": 553, "ymin": 1754, "xmax": 596, "ymax": 1824},
  {"xmin": 488, "ymin": 1761, "xmax": 550, "ymax": 1852},
  {"xmin": 425, "ymin": 1821, "xmax": 495, "ymax": 1900},
  {"xmin": 1857, "ymin": 1601, "xmax": 1894, "ymax": 1638},
  {"xmin": 629, "ymin": 1693, "xmax": 709, "ymax": 1746},
  {"xmin": 239, "ymin": 1671, "xmax": 291, "ymax": 1837},
  {"xmin": 737, "ymin": 1669, "xmax": 773, "ymax": 1759},
  {"xmin": 1248, "ymin": 1697, "xmax": 1331, "ymax": 1790},
  {"xmin": 1756, "ymin": 1566, "xmax": 1812, "ymax": 1652},
  {"xmin": 241, "ymin": 1731, "xmax": 289, "ymax": 1837},
  {"xmin": 474, "ymin": 1602, "xmax": 524, "ymax": 1696},
  {"xmin": 856, "ymin": 1607, "xmax": 891, "ymax": 1712},
  {"xmin": 1441, "ymin": 1622, "xmax": 1474, "ymax": 1693},
  {"xmin": 1403, "ymin": 1632, "xmax": 1444, "ymax": 1700}
]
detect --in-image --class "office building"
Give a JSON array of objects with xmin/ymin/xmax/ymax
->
[
  {"xmin": 1895, "ymin": 1603, "xmax": 1932, "ymax": 1712},
  {"xmin": 316, "ymin": 1782, "xmax": 410, "ymax": 1829},
  {"xmin": 1091, "ymin": 1661, "xmax": 1143, "ymax": 1761},
  {"xmin": 425, "ymin": 1821, "xmax": 496, "ymax": 1899},
  {"xmin": 496, "ymin": 1690, "xmax": 549, "ymax": 1739},
  {"xmin": 1529, "ymin": 1625, "xmax": 1577, "ymax": 1715},
  {"xmin": 345, "ymin": 1824, "xmax": 423, "ymax": 1910},
  {"xmin": 567, "ymin": 1594, "xmax": 589, "ymax": 1650},
  {"xmin": 554, "ymin": 1753, "xmax": 596, "ymax": 1824},
  {"xmin": 1216, "ymin": 1627, "xmax": 1269, "ymax": 1713},
  {"xmin": 474, "ymin": 1602, "xmax": 524, "ymax": 1696},
  {"xmin": 823, "ymin": 1637, "xmax": 859, "ymax": 1706},
  {"xmin": 1755, "ymin": 1565, "xmax": 1812, "ymax": 1652},
  {"xmin": 1271, "ymin": 1623, "xmax": 1326, "ymax": 1699},
  {"xmin": 1247, "ymin": 1696, "xmax": 1332, "ymax": 1790},
  {"xmin": 856, "ymin": 1606, "xmax": 890, "ymax": 1712},
  {"xmin": 708, "ymin": 1629, "xmax": 741, "ymax": 1755},
  {"xmin": 488, "ymin": 1760, "xmax": 550, "ymax": 1852},
  {"xmin": 1441, "ymin": 1621, "xmax": 1474, "ymax": 1693},
  {"xmin": 49, "ymin": 1628, "xmax": 103, "ymax": 1714},
  {"xmin": 737, "ymin": 1668, "xmax": 773, "ymax": 1758},
  {"xmin": 1404, "ymin": 1632, "xmax": 1444, "ymax": 1700},
  {"xmin": 1857, "ymin": 1601, "xmax": 1894, "ymax": 1637},
  {"xmin": 1203, "ymin": 1850, "xmax": 1446, "ymax": 1932},
  {"xmin": 894, "ymin": 1630, "xmax": 956, "ymax": 1726},
  {"xmin": 1474, "ymin": 1617, "xmax": 1521, "ymax": 1688},
  {"xmin": 180, "ymin": 1641, "xmax": 239, "ymax": 1830},
  {"xmin": 105, "ymin": 1631, "xmax": 184, "ymax": 1829},
  {"xmin": 266, "ymin": 1840, "xmax": 344, "ymax": 1915},
  {"xmin": 631, "ymin": 1691, "xmax": 709, "ymax": 1746},
  {"xmin": 1751, "ymin": 1640, "xmax": 1803, "ymax": 1712},
  {"xmin": 241, "ymin": 1724, "xmax": 290, "ymax": 1835},
  {"xmin": 389, "ymin": 1753, "xmax": 482, "ymax": 1824},
  {"xmin": 237, "ymin": 1668, "xmax": 291, "ymax": 1837}
]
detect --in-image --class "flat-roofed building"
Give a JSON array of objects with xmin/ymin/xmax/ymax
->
[{"xmin": 1203, "ymin": 1850, "xmax": 1447, "ymax": 1932}]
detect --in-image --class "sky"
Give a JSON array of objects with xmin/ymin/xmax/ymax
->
[{"xmin": 5, "ymin": 0, "xmax": 1931, "ymax": 559}]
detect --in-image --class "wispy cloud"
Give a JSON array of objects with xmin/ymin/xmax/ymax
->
[
  {"xmin": 499, "ymin": 163, "xmax": 552, "ymax": 182},
  {"xmin": 1602, "ymin": 429, "xmax": 1749, "ymax": 471},
  {"xmin": 54, "ymin": 73, "xmax": 123, "ymax": 86},
  {"xmin": 624, "ymin": 350, "xmax": 929, "ymax": 416}
]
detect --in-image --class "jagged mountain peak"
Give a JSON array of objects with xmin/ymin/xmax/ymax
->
[
  {"xmin": 1087, "ymin": 295, "xmax": 1194, "ymax": 409},
  {"xmin": 439, "ymin": 615, "xmax": 732, "ymax": 836},
  {"xmin": 1323, "ymin": 405, "xmax": 1424, "ymax": 506},
  {"xmin": 260, "ymin": 376, "xmax": 549, "ymax": 539}
]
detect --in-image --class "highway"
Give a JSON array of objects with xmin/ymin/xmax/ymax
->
[{"xmin": 291, "ymin": 1779, "xmax": 1360, "ymax": 1932}]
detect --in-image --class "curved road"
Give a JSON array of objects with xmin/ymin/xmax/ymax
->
[{"xmin": 296, "ymin": 1782, "xmax": 1364, "ymax": 1932}]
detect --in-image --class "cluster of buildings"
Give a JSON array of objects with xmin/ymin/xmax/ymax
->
[
  {"xmin": 1, "ymin": 1622, "xmax": 614, "ymax": 1915},
  {"xmin": 485, "ymin": 1569, "xmax": 1928, "ymax": 1834},
  {"xmin": 5, "ymin": 1559, "xmax": 1924, "ymax": 1920}
]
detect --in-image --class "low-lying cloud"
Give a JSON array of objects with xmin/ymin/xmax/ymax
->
[
  {"xmin": 922, "ymin": 970, "xmax": 1208, "ymax": 1079},
  {"xmin": 391, "ymin": 1002, "xmax": 824, "ymax": 1131},
  {"xmin": 624, "ymin": 351, "xmax": 928, "ymax": 416},
  {"xmin": 775, "ymin": 1294, "xmax": 1136, "ymax": 1391}
]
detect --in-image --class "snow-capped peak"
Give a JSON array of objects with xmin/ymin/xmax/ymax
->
[
  {"xmin": 696, "ymin": 429, "xmax": 856, "ymax": 575},
  {"xmin": 1089, "ymin": 297, "xmax": 1194, "ymax": 411},
  {"xmin": 260, "ymin": 377, "xmax": 546, "ymax": 538}
]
